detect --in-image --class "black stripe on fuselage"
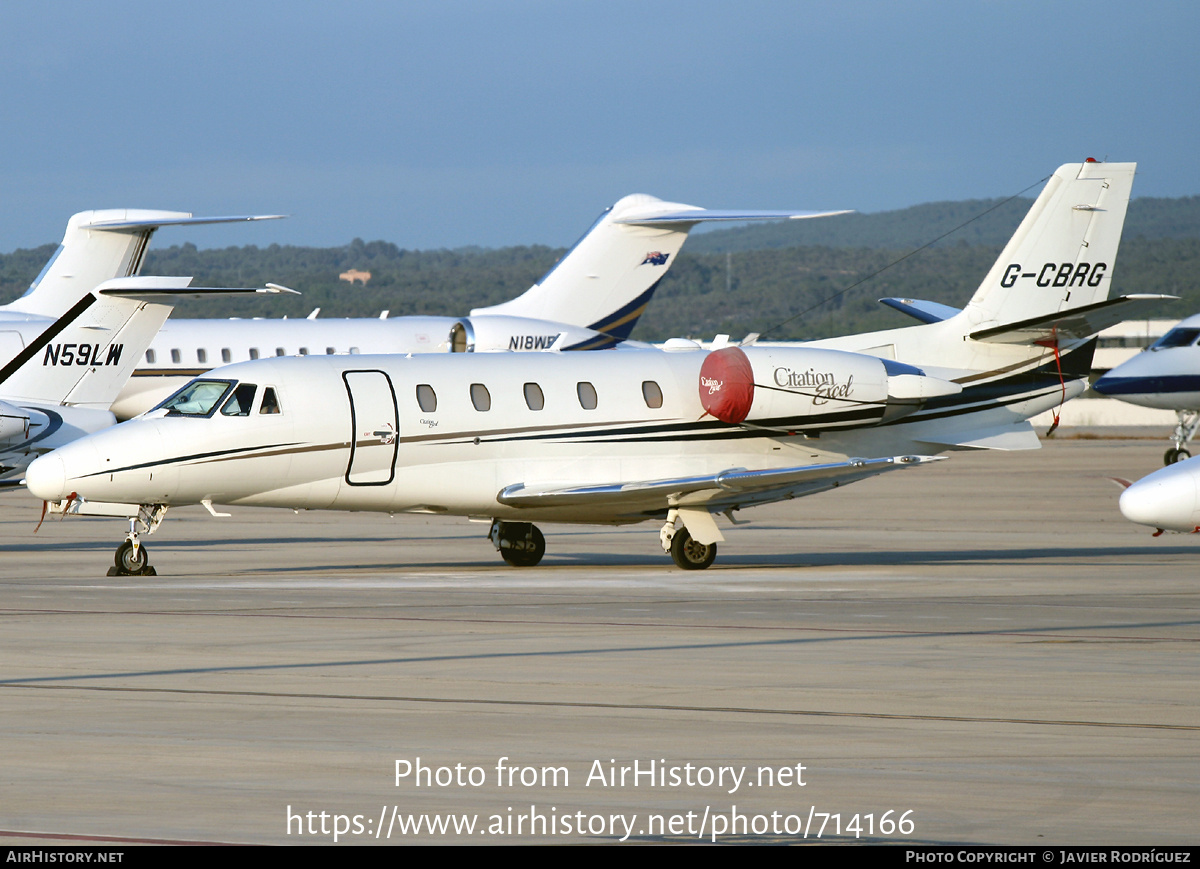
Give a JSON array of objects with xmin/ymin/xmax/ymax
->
[{"xmin": 79, "ymin": 442, "xmax": 302, "ymax": 479}]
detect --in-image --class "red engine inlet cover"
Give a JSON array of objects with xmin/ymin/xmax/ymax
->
[{"xmin": 699, "ymin": 347, "xmax": 755, "ymax": 423}]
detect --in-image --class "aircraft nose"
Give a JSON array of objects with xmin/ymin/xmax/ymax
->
[
  {"xmin": 1119, "ymin": 460, "xmax": 1200, "ymax": 531},
  {"xmin": 1091, "ymin": 372, "xmax": 1117, "ymax": 396},
  {"xmin": 25, "ymin": 453, "xmax": 67, "ymax": 501}
]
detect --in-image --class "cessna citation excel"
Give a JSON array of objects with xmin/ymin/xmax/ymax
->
[
  {"xmin": 27, "ymin": 161, "xmax": 1163, "ymax": 574},
  {"xmin": 1092, "ymin": 314, "xmax": 1200, "ymax": 464},
  {"xmin": 0, "ymin": 210, "xmax": 283, "ymax": 482},
  {"xmin": 111, "ymin": 195, "xmax": 849, "ymax": 417}
]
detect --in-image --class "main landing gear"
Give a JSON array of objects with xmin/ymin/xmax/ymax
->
[
  {"xmin": 110, "ymin": 516, "xmax": 158, "ymax": 577},
  {"xmin": 659, "ymin": 512, "xmax": 718, "ymax": 570},
  {"xmin": 490, "ymin": 520, "xmax": 546, "ymax": 567},
  {"xmin": 1165, "ymin": 410, "xmax": 1200, "ymax": 465},
  {"xmin": 485, "ymin": 513, "xmax": 723, "ymax": 570}
]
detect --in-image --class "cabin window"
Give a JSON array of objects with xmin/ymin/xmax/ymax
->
[
  {"xmin": 249, "ymin": 348, "xmax": 260, "ymax": 360},
  {"xmin": 349, "ymin": 347, "xmax": 360, "ymax": 355},
  {"xmin": 145, "ymin": 349, "xmax": 156, "ymax": 364},
  {"xmin": 326, "ymin": 347, "xmax": 336, "ymax": 355},
  {"xmin": 170, "ymin": 349, "xmax": 181, "ymax": 364},
  {"xmin": 299, "ymin": 347, "xmax": 309, "ymax": 356},
  {"xmin": 275, "ymin": 347, "xmax": 286, "ymax": 357},
  {"xmin": 577, "ymin": 381, "xmax": 598, "ymax": 410},
  {"xmin": 470, "ymin": 383, "xmax": 491, "ymax": 411},
  {"xmin": 197, "ymin": 348, "xmax": 207, "ymax": 364},
  {"xmin": 642, "ymin": 380, "xmax": 663, "ymax": 409},
  {"xmin": 259, "ymin": 387, "xmax": 281, "ymax": 414},
  {"xmin": 524, "ymin": 382, "xmax": 544, "ymax": 411},
  {"xmin": 158, "ymin": 379, "xmax": 233, "ymax": 417},
  {"xmin": 220, "ymin": 383, "xmax": 258, "ymax": 416},
  {"xmin": 221, "ymin": 348, "xmax": 231, "ymax": 363},
  {"xmin": 416, "ymin": 384, "xmax": 437, "ymax": 412}
]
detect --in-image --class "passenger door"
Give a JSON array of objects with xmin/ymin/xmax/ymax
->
[{"xmin": 342, "ymin": 370, "xmax": 399, "ymax": 485}]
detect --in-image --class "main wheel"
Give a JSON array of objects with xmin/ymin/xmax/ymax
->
[
  {"xmin": 114, "ymin": 540, "xmax": 149, "ymax": 575},
  {"xmin": 1165, "ymin": 448, "xmax": 1190, "ymax": 465},
  {"xmin": 500, "ymin": 525, "xmax": 545, "ymax": 567},
  {"xmin": 669, "ymin": 528, "xmax": 716, "ymax": 570}
]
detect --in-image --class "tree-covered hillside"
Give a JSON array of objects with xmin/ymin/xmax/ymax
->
[{"xmin": 2, "ymin": 195, "xmax": 1198, "ymax": 342}]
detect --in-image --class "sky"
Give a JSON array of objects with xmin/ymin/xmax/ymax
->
[{"xmin": 1, "ymin": 1, "xmax": 1197, "ymax": 252}]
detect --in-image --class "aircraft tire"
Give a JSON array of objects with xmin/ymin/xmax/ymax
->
[
  {"xmin": 669, "ymin": 528, "xmax": 717, "ymax": 570},
  {"xmin": 1165, "ymin": 448, "xmax": 1190, "ymax": 465},
  {"xmin": 500, "ymin": 525, "xmax": 545, "ymax": 567},
  {"xmin": 114, "ymin": 541, "xmax": 149, "ymax": 576}
]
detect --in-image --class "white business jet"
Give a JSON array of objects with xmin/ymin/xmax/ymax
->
[
  {"xmin": 0, "ymin": 210, "xmax": 285, "ymax": 482},
  {"xmin": 1092, "ymin": 314, "xmax": 1200, "ymax": 464},
  {"xmin": 113, "ymin": 195, "xmax": 849, "ymax": 418},
  {"xmin": 28, "ymin": 161, "xmax": 1165, "ymax": 575}
]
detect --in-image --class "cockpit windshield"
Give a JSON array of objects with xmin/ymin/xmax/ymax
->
[
  {"xmin": 1151, "ymin": 328, "xmax": 1200, "ymax": 350},
  {"xmin": 157, "ymin": 379, "xmax": 234, "ymax": 416}
]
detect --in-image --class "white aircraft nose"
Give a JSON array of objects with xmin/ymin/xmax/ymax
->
[
  {"xmin": 1119, "ymin": 460, "xmax": 1200, "ymax": 531},
  {"xmin": 25, "ymin": 453, "xmax": 67, "ymax": 501}
]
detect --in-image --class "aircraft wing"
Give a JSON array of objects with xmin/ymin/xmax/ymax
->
[
  {"xmin": 497, "ymin": 454, "xmax": 943, "ymax": 514},
  {"xmin": 970, "ymin": 295, "xmax": 1178, "ymax": 345}
]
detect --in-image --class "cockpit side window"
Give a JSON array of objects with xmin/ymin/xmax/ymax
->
[
  {"xmin": 1152, "ymin": 328, "xmax": 1200, "ymax": 350},
  {"xmin": 158, "ymin": 380, "xmax": 234, "ymax": 417},
  {"xmin": 221, "ymin": 383, "xmax": 258, "ymax": 416},
  {"xmin": 259, "ymin": 387, "xmax": 281, "ymax": 414}
]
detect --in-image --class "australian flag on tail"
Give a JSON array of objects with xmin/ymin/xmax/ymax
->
[{"xmin": 641, "ymin": 251, "xmax": 669, "ymax": 266}]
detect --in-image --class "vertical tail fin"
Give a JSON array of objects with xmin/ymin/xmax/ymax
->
[
  {"xmin": 0, "ymin": 277, "xmax": 192, "ymax": 409},
  {"xmin": 5, "ymin": 210, "xmax": 284, "ymax": 318},
  {"xmin": 472, "ymin": 195, "xmax": 848, "ymax": 339},
  {"xmin": 963, "ymin": 161, "xmax": 1136, "ymax": 333}
]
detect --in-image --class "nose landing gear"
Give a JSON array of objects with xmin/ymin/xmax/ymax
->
[{"xmin": 110, "ymin": 517, "xmax": 158, "ymax": 576}]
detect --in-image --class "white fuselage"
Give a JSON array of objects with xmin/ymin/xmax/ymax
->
[
  {"xmin": 26, "ymin": 341, "xmax": 1071, "ymax": 525},
  {"xmin": 111, "ymin": 314, "xmax": 616, "ymax": 419}
]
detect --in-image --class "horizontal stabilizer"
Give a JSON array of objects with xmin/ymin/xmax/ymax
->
[
  {"xmin": 879, "ymin": 297, "xmax": 962, "ymax": 324},
  {"xmin": 98, "ymin": 280, "xmax": 299, "ymax": 300},
  {"xmin": 618, "ymin": 208, "xmax": 852, "ymax": 226},
  {"xmin": 969, "ymin": 295, "xmax": 1178, "ymax": 345},
  {"xmin": 916, "ymin": 422, "xmax": 1041, "ymax": 451},
  {"xmin": 498, "ymin": 455, "xmax": 942, "ymax": 511},
  {"xmin": 83, "ymin": 214, "xmax": 286, "ymax": 232}
]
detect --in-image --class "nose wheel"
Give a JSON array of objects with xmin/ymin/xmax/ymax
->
[{"xmin": 109, "ymin": 518, "xmax": 157, "ymax": 576}]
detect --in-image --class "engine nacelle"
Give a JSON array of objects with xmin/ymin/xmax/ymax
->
[
  {"xmin": 698, "ymin": 346, "xmax": 961, "ymax": 430},
  {"xmin": 0, "ymin": 400, "xmax": 31, "ymax": 444},
  {"xmin": 450, "ymin": 316, "xmax": 620, "ymax": 353}
]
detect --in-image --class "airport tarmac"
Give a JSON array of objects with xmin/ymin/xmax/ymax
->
[{"xmin": 0, "ymin": 436, "xmax": 1196, "ymax": 845}]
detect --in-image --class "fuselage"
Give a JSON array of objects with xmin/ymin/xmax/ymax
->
[
  {"xmin": 26, "ymin": 340, "xmax": 1074, "ymax": 525},
  {"xmin": 111, "ymin": 314, "xmax": 615, "ymax": 419},
  {"xmin": 1093, "ymin": 314, "xmax": 1200, "ymax": 410}
]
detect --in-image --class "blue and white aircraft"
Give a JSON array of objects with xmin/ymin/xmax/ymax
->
[{"xmin": 1093, "ymin": 314, "xmax": 1200, "ymax": 464}]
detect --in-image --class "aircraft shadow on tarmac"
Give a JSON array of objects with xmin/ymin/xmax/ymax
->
[{"xmin": 11, "ymin": 541, "xmax": 1189, "ymax": 574}]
